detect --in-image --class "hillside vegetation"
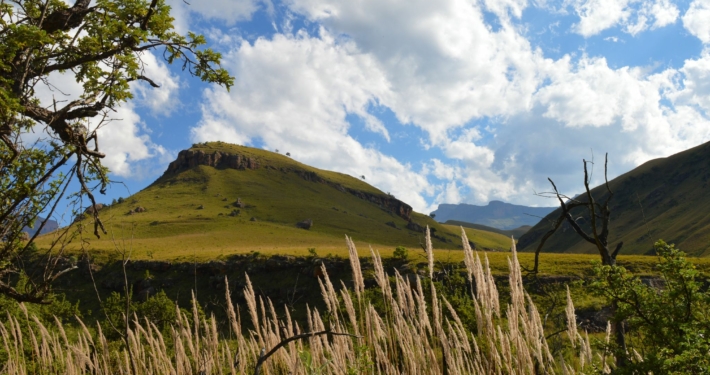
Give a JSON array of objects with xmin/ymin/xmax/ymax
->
[
  {"xmin": 519, "ymin": 140, "xmax": 710, "ymax": 256},
  {"xmin": 43, "ymin": 142, "xmax": 461, "ymax": 260}
]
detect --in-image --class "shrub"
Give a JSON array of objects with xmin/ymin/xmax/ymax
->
[
  {"xmin": 590, "ymin": 240, "xmax": 710, "ymax": 373},
  {"xmin": 393, "ymin": 246, "xmax": 408, "ymax": 261}
]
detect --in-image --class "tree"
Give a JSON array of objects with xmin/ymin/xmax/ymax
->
[
  {"xmin": 529, "ymin": 153, "xmax": 628, "ymax": 364},
  {"xmin": 590, "ymin": 240, "xmax": 710, "ymax": 373},
  {"xmin": 0, "ymin": 0, "xmax": 233, "ymax": 303},
  {"xmin": 530, "ymin": 154, "xmax": 622, "ymax": 272}
]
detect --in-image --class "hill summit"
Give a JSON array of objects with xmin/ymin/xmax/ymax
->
[{"xmin": 518, "ymin": 140, "xmax": 710, "ymax": 257}]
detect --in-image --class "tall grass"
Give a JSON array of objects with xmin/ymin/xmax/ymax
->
[{"xmin": 1, "ymin": 229, "xmax": 613, "ymax": 374}]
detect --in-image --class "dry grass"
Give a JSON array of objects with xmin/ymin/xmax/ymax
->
[{"xmin": 1, "ymin": 228, "xmax": 616, "ymax": 374}]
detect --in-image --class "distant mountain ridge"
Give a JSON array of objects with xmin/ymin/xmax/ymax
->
[
  {"xmin": 444, "ymin": 220, "xmax": 531, "ymax": 239},
  {"xmin": 518, "ymin": 140, "xmax": 710, "ymax": 257},
  {"xmin": 432, "ymin": 201, "xmax": 556, "ymax": 230},
  {"xmin": 23, "ymin": 217, "xmax": 59, "ymax": 237}
]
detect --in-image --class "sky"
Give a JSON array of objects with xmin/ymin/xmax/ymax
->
[{"xmin": 40, "ymin": 0, "xmax": 710, "ymax": 216}]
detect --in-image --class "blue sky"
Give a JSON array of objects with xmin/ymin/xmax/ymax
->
[{"xmin": 43, "ymin": 0, "xmax": 710, "ymax": 216}]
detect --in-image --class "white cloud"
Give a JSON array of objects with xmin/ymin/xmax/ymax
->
[
  {"xmin": 683, "ymin": 0, "xmax": 710, "ymax": 44},
  {"xmin": 667, "ymin": 51, "xmax": 710, "ymax": 113},
  {"xmin": 167, "ymin": 0, "xmax": 263, "ymax": 28},
  {"xmin": 624, "ymin": 0, "xmax": 678, "ymax": 35},
  {"xmin": 131, "ymin": 52, "xmax": 181, "ymax": 116},
  {"xmin": 571, "ymin": 0, "xmax": 678, "ymax": 37},
  {"xmin": 573, "ymin": 0, "xmax": 632, "ymax": 37},
  {"xmin": 287, "ymin": 0, "xmax": 549, "ymax": 144},
  {"xmin": 535, "ymin": 55, "xmax": 661, "ymax": 130}
]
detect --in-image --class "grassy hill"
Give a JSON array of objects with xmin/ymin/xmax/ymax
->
[
  {"xmin": 518, "ymin": 140, "xmax": 710, "ymax": 257},
  {"xmin": 442, "ymin": 224, "xmax": 512, "ymax": 251},
  {"xmin": 445, "ymin": 220, "xmax": 531, "ymax": 239},
  {"xmin": 46, "ymin": 142, "xmax": 461, "ymax": 260}
]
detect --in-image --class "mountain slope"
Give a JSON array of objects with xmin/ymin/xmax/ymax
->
[
  {"xmin": 518, "ymin": 141, "xmax": 710, "ymax": 257},
  {"xmin": 53, "ymin": 142, "xmax": 461, "ymax": 259},
  {"xmin": 432, "ymin": 201, "xmax": 555, "ymax": 229}
]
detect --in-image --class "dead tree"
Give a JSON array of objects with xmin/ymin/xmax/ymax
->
[
  {"xmin": 530, "ymin": 153, "xmax": 627, "ymax": 366},
  {"xmin": 530, "ymin": 153, "xmax": 623, "ymax": 273}
]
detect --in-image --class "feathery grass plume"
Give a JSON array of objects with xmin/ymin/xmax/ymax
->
[
  {"xmin": 346, "ymin": 235, "xmax": 365, "ymax": 299},
  {"xmin": 425, "ymin": 226, "xmax": 434, "ymax": 280},
  {"xmin": 565, "ymin": 285, "xmax": 578, "ymax": 348},
  {"xmin": 461, "ymin": 226, "xmax": 477, "ymax": 282}
]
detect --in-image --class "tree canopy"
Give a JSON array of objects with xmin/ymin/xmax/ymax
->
[{"xmin": 0, "ymin": 0, "xmax": 233, "ymax": 302}]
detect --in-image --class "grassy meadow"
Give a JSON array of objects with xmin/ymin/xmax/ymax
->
[{"xmin": 2, "ymin": 233, "xmax": 622, "ymax": 374}]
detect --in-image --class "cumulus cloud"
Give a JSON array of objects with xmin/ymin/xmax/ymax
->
[
  {"xmin": 683, "ymin": 0, "xmax": 710, "ymax": 44},
  {"xmin": 572, "ymin": 0, "xmax": 678, "ymax": 37},
  {"xmin": 166, "ymin": 0, "xmax": 263, "ymax": 29},
  {"xmin": 131, "ymin": 52, "xmax": 181, "ymax": 116},
  {"xmin": 287, "ymin": 0, "xmax": 549, "ymax": 143}
]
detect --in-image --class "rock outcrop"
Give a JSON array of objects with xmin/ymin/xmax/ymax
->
[
  {"xmin": 165, "ymin": 149, "xmax": 260, "ymax": 174},
  {"xmin": 296, "ymin": 219, "xmax": 313, "ymax": 230}
]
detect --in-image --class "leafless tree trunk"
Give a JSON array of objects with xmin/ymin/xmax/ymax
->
[{"xmin": 530, "ymin": 153, "xmax": 627, "ymax": 366}]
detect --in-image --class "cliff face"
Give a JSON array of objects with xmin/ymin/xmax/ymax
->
[
  {"xmin": 165, "ymin": 149, "xmax": 413, "ymax": 221},
  {"xmin": 166, "ymin": 150, "xmax": 260, "ymax": 173}
]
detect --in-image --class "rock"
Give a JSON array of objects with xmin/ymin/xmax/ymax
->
[
  {"xmin": 134, "ymin": 206, "xmax": 146, "ymax": 213},
  {"xmin": 406, "ymin": 220, "xmax": 425, "ymax": 233},
  {"xmin": 197, "ymin": 204, "xmax": 204, "ymax": 210},
  {"xmin": 165, "ymin": 149, "xmax": 260, "ymax": 174},
  {"xmin": 232, "ymin": 198, "xmax": 245, "ymax": 208},
  {"xmin": 385, "ymin": 221, "xmax": 398, "ymax": 229},
  {"xmin": 296, "ymin": 219, "xmax": 313, "ymax": 230},
  {"xmin": 250, "ymin": 217, "xmax": 257, "ymax": 222},
  {"xmin": 228, "ymin": 209, "xmax": 240, "ymax": 217},
  {"xmin": 84, "ymin": 203, "xmax": 105, "ymax": 215}
]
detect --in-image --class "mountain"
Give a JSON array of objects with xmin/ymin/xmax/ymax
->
[
  {"xmin": 23, "ymin": 217, "xmax": 59, "ymax": 237},
  {"xmin": 518, "ymin": 141, "xmax": 710, "ymax": 257},
  {"xmin": 444, "ymin": 220, "xmax": 531, "ymax": 239},
  {"xmin": 431, "ymin": 201, "xmax": 556, "ymax": 230},
  {"xmin": 53, "ymin": 142, "xmax": 462, "ymax": 258}
]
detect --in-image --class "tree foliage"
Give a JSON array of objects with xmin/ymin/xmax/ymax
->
[
  {"xmin": 0, "ymin": 0, "xmax": 233, "ymax": 303},
  {"xmin": 591, "ymin": 240, "xmax": 710, "ymax": 374}
]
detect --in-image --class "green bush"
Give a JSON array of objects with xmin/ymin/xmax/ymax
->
[
  {"xmin": 591, "ymin": 240, "xmax": 710, "ymax": 373},
  {"xmin": 393, "ymin": 246, "xmax": 408, "ymax": 261}
]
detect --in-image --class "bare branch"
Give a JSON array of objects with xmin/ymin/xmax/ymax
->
[{"xmin": 253, "ymin": 330, "xmax": 360, "ymax": 375}]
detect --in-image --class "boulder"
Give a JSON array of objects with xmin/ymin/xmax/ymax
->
[
  {"xmin": 406, "ymin": 220, "xmax": 425, "ymax": 233},
  {"xmin": 385, "ymin": 221, "xmax": 398, "ymax": 229},
  {"xmin": 232, "ymin": 198, "xmax": 245, "ymax": 208},
  {"xmin": 296, "ymin": 219, "xmax": 313, "ymax": 230}
]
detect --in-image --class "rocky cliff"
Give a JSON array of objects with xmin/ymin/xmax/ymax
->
[{"xmin": 166, "ymin": 149, "xmax": 260, "ymax": 173}]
